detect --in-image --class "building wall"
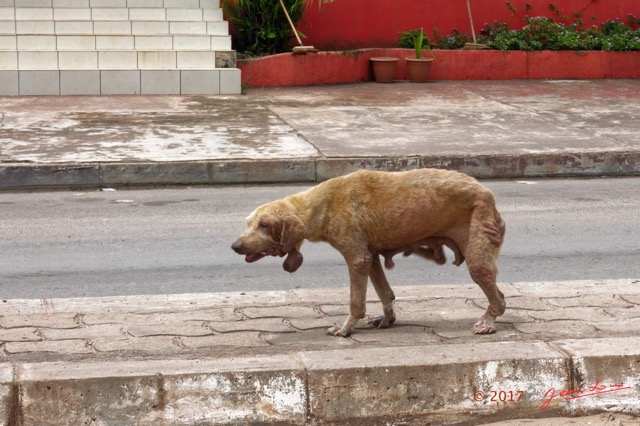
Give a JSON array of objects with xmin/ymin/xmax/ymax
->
[{"xmin": 297, "ymin": 0, "xmax": 640, "ymax": 50}]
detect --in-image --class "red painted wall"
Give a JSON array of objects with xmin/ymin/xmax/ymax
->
[
  {"xmin": 297, "ymin": 0, "xmax": 640, "ymax": 50},
  {"xmin": 239, "ymin": 50, "xmax": 640, "ymax": 87}
]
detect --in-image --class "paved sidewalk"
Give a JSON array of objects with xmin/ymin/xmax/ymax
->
[
  {"xmin": 1, "ymin": 79, "xmax": 639, "ymax": 189},
  {"xmin": 1, "ymin": 279, "xmax": 639, "ymax": 424}
]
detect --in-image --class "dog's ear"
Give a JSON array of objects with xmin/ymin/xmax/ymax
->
[{"xmin": 273, "ymin": 215, "xmax": 308, "ymax": 253}]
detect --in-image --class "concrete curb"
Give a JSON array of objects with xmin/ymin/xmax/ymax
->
[
  {"xmin": 2, "ymin": 338, "xmax": 639, "ymax": 424},
  {"xmin": 2, "ymin": 150, "xmax": 639, "ymax": 190}
]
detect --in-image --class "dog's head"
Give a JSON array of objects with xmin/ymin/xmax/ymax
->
[{"xmin": 231, "ymin": 199, "xmax": 308, "ymax": 273}]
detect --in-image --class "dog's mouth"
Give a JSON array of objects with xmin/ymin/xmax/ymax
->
[
  {"xmin": 243, "ymin": 247, "xmax": 304, "ymax": 273},
  {"xmin": 244, "ymin": 248, "xmax": 278, "ymax": 263}
]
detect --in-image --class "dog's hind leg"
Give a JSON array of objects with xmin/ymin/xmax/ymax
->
[
  {"xmin": 367, "ymin": 254, "xmax": 396, "ymax": 329},
  {"xmin": 464, "ymin": 202, "xmax": 506, "ymax": 335}
]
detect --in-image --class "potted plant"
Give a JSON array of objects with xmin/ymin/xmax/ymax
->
[{"xmin": 402, "ymin": 28, "xmax": 436, "ymax": 82}]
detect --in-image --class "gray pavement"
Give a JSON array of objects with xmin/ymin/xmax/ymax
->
[
  {"xmin": 1, "ymin": 79, "xmax": 639, "ymax": 189},
  {"xmin": 1, "ymin": 80, "xmax": 640, "ymax": 424}
]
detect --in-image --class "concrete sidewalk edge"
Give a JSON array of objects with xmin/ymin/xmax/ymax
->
[
  {"xmin": 1, "ymin": 279, "xmax": 640, "ymax": 424},
  {"xmin": 2, "ymin": 150, "xmax": 639, "ymax": 190},
  {"xmin": 1, "ymin": 338, "xmax": 638, "ymax": 424}
]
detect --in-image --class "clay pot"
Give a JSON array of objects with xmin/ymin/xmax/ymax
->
[
  {"xmin": 370, "ymin": 57, "xmax": 399, "ymax": 83},
  {"xmin": 406, "ymin": 57, "xmax": 434, "ymax": 82}
]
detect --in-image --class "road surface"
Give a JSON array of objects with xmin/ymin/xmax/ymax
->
[{"xmin": 1, "ymin": 177, "xmax": 638, "ymax": 299}]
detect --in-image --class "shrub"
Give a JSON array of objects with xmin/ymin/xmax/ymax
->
[
  {"xmin": 222, "ymin": 0, "xmax": 307, "ymax": 56},
  {"xmin": 475, "ymin": 15, "xmax": 640, "ymax": 51},
  {"xmin": 398, "ymin": 28, "xmax": 433, "ymax": 50},
  {"xmin": 433, "ymin": 28, "xmax": 471, "ymax": 49}
]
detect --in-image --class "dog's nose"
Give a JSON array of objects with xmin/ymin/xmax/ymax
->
[{"xmin": 231, "ymin": 241, "xmax": 243, "ymax": 253}]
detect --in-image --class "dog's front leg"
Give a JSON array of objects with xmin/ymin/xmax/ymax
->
[
  {"xmin": 367, "ymin": 255, "xmax": 396, "ymax": 328},
  {"xmin": 327, "ymin": 253, "xmax": 371, "ymax": 337}
]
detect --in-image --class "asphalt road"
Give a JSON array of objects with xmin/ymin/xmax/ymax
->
[{"xmin": 1, "ymin": 177, "xmax": 638, "ymax": 299}]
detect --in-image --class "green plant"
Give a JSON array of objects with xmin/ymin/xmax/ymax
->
[
  {"xmin": 398, "ymin": 28, "xmax": 435, "ymax": 58},
  {"xmin": 433, "ymin": 27, "xmax": 471, "ymax": 49},
  {"xmin": 222, "ymin": 0, "xmax": 307, "ymax": 56},
  {"xmin": 414, "ymin": 27, "xmax": 425, "ymax": 58},
  {"xmin": 599, "ymin": 18, "xmax": 640, "ymax": 51},
  {"xmin": 478, "ymin": 15, "xmax": 640, "ymax": 51}
]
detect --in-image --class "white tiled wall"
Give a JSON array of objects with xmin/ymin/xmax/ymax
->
[{"xmin": 0, "ymin": 0, "xmax": 238, "ymax": 95}]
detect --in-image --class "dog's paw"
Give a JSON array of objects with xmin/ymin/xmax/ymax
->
[
  {"xmin": 367, "ymin": 314, "xmax": 396, "ymax": 329},
  {"xmin": 472, "ymin": 319, "xmax": 497, "ymax": 335},
  {"xmin": 326, "ymin": 325, "xmax": 351, "ymax": 337}
]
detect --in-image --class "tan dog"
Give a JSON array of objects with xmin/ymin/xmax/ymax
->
[{"xmin": 232, "ymin": 169, "xmax": 506, "ymax": 337}]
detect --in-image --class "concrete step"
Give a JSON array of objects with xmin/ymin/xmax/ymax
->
[
  {"xmin": 3, "ymin": 0, "xmax": 217, "ymax": 8},
  {"xmin": 0, "ymin": 67, "xmax": 240, "ymax": 94},
  {"xmin": 2, "ymin": 20, "xmax": 229, "ymax": 36},
  {"xmin": 0, "ymin": 34, "xmax": 231, "ymax": 50},
  {"xmin": 0, "ymin": 49, "xmax": 237, "ymax": 69},
  {"xmin": 1, "ymin": 7, "xmax": 223, "ymax": 21}
]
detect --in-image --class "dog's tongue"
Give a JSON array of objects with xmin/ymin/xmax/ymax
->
[
  {"xmin": 283, "ymin": 249, "xmax": 303, "ymax": 273},
  {"xmin": 245, "ymin": 253, "xmax": 265, "ymax": 263}
]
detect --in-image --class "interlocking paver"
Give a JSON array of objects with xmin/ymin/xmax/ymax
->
[
  {"xmin": 93, "ymin": 336, "xmax": 185, "ymax": 354},
  {"xmin": 515, "ymin": 279, "xmax": 640, "ymax": 297},
  {"xmin": 395, "ymin": 299, "xmax": 484, "ymax": 326},
  {"xmin": 603, "ymin": 306, "xmax": 640, "ymax": 319},
  {"xmin": 181, "ymin": 332, "xmax": 267, "ymax": 348},
  {"xmin": 513, "ymin": 320, "xmax": 599, "ymax": 337},
  {"xmin": 207, "ymin": 317, "xmax": 294, "ymax": 333},
  {"xmin": 127, "ymin": 322, "xmax": 214, "ymax": 338},
  {"xmin": 240, "ymin": 305, "xmax": 322, "ymax": 320},
  {"xmin": 318, "ymin": 304, "xmax": 350, "ymax": 316},
  {"xmin": 526, "ymin": 307, "xmax": 612, "ymax": 322},
  {"xmin": 289, "ymin": 317, "xmax": 337, "ymax": 331},
  {"xmin": 591, "ymin": 317, "xmax": 640, "ymax": 334},
  {"xmin": 82, "ymin": 308, "xmax": 239, "ymax": 325},
  {"xmin": 475, "ymin": 296, "xmax": 555, "ymax": 311},
  {"xmin": 546, "ymin": 294, "xmax": 635, "ymax": 308},
  {"xmin": 620, "ymin": 295, "xmax": 640, "ymax": 305},
  {"xmin": 5, "ymin": 339, "xmax": 93, "ymax": 355},
  {"xmin": 350, "ymin": 325, "xmax": 441, "ymax": 345},
  {"xmin": 262, "ymin": 330, "xmax": 355, "ymax": 348},
  {"xmin": 0, "ymin": 313, "xmax": 79, "ymax": 329},
  {"xmin": 0, "ymin": 327, "xmax": 41, "ymax": 343},
  {"xmin": 40, "ymin": 324, "xmax": 126, "ymax": 340},
  {"xmin": 432, "ymin": 325, "xmax": 520, "ymax": 341}
]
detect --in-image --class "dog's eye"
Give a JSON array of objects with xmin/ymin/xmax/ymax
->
[{"xmin": 259, "ymin": 221, "xmax": 268, "ymax": 228}]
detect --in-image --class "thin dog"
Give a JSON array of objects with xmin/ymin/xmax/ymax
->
[{"xmin": 231, "ymin": 168, "xmax": 506, "ymax": 337}]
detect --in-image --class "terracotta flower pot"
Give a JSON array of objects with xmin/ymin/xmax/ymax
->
[
  {"xmin": 370, "ymin": 57, "xmax": 399, "ymax": 83},
  {"xmin": 406, "ymin": 57, "xmax": 434, "ymax": 82}
]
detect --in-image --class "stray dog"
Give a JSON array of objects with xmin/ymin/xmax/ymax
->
[{"xmin": 231, "ymin": 169, "xmax": 506, "ymax": 337}]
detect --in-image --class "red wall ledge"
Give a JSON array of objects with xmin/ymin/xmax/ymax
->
[{"xmin": 238, "ymin": 49, "xmax": 640, "ymax": 88}]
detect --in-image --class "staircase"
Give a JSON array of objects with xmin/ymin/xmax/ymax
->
[{"xmin": 0, "ymin": 0, "xmax": 240, "ymax": 95}]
